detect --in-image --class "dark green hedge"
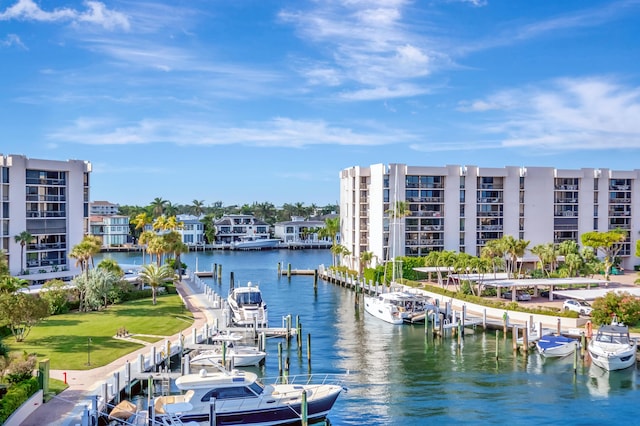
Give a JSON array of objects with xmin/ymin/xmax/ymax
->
[{"xmin": 0, "ymin": 378, "xmax": 39, "ymax": 424}]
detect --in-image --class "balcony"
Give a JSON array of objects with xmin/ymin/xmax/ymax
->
[
  {"xmin": 610, "ymin": 198, "xmax": 631, "ymax": 204},
  {"xmin": 26, "ymin": 211, "xmax": 67, "ymax": 218}
]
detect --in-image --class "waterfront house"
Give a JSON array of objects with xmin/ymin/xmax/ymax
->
[{"xmin": 214, "ymin": 214, "xmax": 271, "ymax": 244}]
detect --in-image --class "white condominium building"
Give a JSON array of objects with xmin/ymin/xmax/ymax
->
[
  {"xmin": 1, "ymin": 154, "xmax": 91, "ymax": 283},
  {"xmin": 340, "ymin": 164, "xmax": 639, "ymax": 272}
]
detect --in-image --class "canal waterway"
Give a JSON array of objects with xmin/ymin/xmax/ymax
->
[{"xmin": 96, "ymin": 250, "xmax": 640, "ymax": 425}]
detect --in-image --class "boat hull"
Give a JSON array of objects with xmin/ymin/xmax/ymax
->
[
  {"xmin": 588, "ymin": 343, "xmax": 637, "ymax": 371},
  {"xmin": 363, "ymin": 296, "xmax": 403, "ymax": 325},
  {"xmin": 536, "ymin": 335, "xmax": 578, "ymax": 358},
  {"xmin": 163, "ymin": 389, "xmax": 341, "ymax": 426}
]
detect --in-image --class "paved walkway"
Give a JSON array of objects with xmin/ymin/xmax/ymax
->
[{"xmin": 21, "ymin": 277, "xmax": 214, "ymax": 426}]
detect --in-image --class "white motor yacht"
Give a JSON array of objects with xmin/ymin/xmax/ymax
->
[
  {"xmin": 152, "ymin": 367, "xmax": 344, "ymax": 425},
  {"xmin": 588, "ymin": 322, "xmax": 637, "ymax": 371},
  {"xmin": 227, "ymin": 283, "xmax": 268, "ymax": 328},
  {"xmin": 364, "ymin": 291, "xmax": 435, "ymax": 325}
]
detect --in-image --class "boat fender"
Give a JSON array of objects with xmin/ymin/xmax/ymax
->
[{"xmin": 585, "ymin": 321, "xmax": 593, "ymax": 339}]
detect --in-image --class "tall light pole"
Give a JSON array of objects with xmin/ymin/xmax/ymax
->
[{"xmin": 86, "ymin": 337, "xmax": 92, "ymax": 366}]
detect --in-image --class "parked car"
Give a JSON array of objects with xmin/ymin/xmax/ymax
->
[
  {"xmin": 563, "ymin": 299, "xmax": 593, "ymax": 316},
  {"xmin": 502, "ymin": 290, "xmax": 532, "ymax": 301}
]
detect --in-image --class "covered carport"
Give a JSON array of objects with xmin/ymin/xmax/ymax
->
[
  {"xmin": 481, "ymin": 277, "xmax": 609, "ymax": 302},
  {"xmin": 553, "ymin": 287, "xmax": 640, "ymax": 301}
]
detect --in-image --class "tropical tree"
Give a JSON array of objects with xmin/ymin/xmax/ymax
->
[
  {"xmin": 0, "ymin": 250, "xmax": 8, "ymax": 277},
  {"xmin": 84, "ymin": 268, "xmax": 121, "ymax": 310},
  {"xmin": 97, "ymin": 258, "xmax": 124, "ymax": 278},
  {"xmin": 138, "ymin": 230, "xmax": 156, "ymax": 264},
  {"xmin": 531, "ymin": 243, "xmax": 558, "ymax": 277},
  {"xmin": 359, "ymin": 251, "xmax": 374, "ymax": 275},
  {"xmin": 0, "ymin": 275, "xmax": 28, "ymax": 294},
  {"xmin": 150, "ymin": 197, "xmax": 167, "ymax": 218},
  {"xmin": 385, "ymin": 201, "xmax": 411, "ymax": 280},
  {"xmin": 191, "ymin": 199, "xmax": 205, "ymax": 216},
  {"xmin": 318, "ymin": 217, "xmax": 340, "ymax": 265},
  {"xmin": 68, "ymin": 235, "xmax": 102, "ymax": 277},
  {"xmin": 481, "ymin": 239, "xmax": 504, "ymax": 278},
  {"xmin": 138, "ymin": 263, "xmax": 176, "ymax": 305},
  {"xmin": 581, "ymin": 229, "xmax": 627, "ymax": 281},
  {"xmin": 14, "ymin": 231, "xmax": 34, "ymax": 273},
  {"xmin": 131, "ymin": 212, "xmax": 153, "ymax": 243}
]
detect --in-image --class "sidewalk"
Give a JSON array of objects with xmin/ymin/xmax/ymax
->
[{"xmin": 21, "ymin": 277, "xmax": 214, "ymax": 426}]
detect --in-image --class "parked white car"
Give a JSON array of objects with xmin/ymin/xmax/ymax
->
[{"xmin": 563, "ymin": 299, "xmax": 593, "ymax": 316}]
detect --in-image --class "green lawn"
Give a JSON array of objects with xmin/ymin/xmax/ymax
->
[{"xmin": 1, "ymin": 294, "xmax": 194, "ymax": 370}]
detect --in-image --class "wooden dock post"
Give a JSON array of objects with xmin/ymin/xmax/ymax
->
[
  {"xmin": 461, "ymin": 305, "xmax": 467, "ymax": 338},
  {"xmin": 287, "ymin": 263, "xmax": 292, "ymax": 278},
  {"xmin": 512, "ymin": 326, "xmax": 518, "ymax": 352},
  {"xmin": 483, "ymin": 309, "xmax": 487, "ymax": 330},
  {"xmin": 297, "ymin": 320, "xmax": 302, "ymax": 351},
  {"xmin": 277, "ymin": 262, "xmax": 281, "ymax": 276},
  {"xmin": 557, "ymin": 318, "xmax": 561, "ymax": 335},
  {"xmin": 495, "ymin": 330, "xmax": 500, "ymax": 360},
  {"xmin": 522, "ymin": 324, "xmax": 529, "ymax": 354},
  {"xmin": 438, "ymin": 314, "xmax": 444, "ymax": 337},
  {"xmin": 217, "ymin": 264, "xmax": 222, "ymax": 284},
  {"xmin": 230, "ymin": 271, "xmax": 235, "ymax": 291},
  {"xmin": 580, "ymin": 333, "xmax": 586, "ymax": 359},
  {"xmin": 307, "ymin": 333, "xmax": 312, "ymax": 370},
  {"xmin": 301, "ymin": 390, "xmax": 308, "ymax": 426},
  {"xmin": 278, "ymin": 342, "xmax": 283, "ymax": 375},
  {"xmin": 313, "ymin": 270, "xmax": 318, "ymax": 291}
]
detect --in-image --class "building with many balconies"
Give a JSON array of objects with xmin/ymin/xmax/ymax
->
[
  {"xmin": 1, "ymin": 154, "xmax": 91, "ymax": 283},
  {"xmin": 340, "ymin": 164, "xmax": 639, "ymax": 272}
]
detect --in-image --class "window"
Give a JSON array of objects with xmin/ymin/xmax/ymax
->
[{"xmin": 201, "ymin": 386, "xmax": 258, "ymax": 401}]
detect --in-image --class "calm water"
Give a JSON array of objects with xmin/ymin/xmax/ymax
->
[{"xmin": 96, "ymin": 250, "xmax": 640, "ymax": 425}]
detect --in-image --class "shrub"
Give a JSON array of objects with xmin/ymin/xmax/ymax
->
[
  {"xmin": 0, "ymin": 377, "xmax": 39, "ymax": 424},
  {"xmin": 591, "ymin": 292, "xmax": 640, "ymax": 326}
]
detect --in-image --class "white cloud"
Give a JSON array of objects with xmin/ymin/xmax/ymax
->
[
  {"xmin": 47, "ymin": 117, "xmax": 416, "ymax": 148},
  {"xmin": 0, "ymin": 0, "xmax": 130, "ymax": 31},
  {"xmin": 279, "ymin": 1, "xmax": 444, "ymax": 100},
  {"xmin": 0, "ymin": 33, "xmax": 26, "ymax": 49},
  {"xmin": 465, "ymin": 77, "xmax": 640, "ymax": 150}
]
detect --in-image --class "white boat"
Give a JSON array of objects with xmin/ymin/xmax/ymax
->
[
  {"xmin": 190, "ymin": 342, "xmax": 266, "ymax": 367},
  {"xmin": 232, "ymin": 235, "xmax": 281, "ymax": 250},
  {"xmin": 588, "ymin": 322, "xmax": 637, "ymax": 371},
  {"xmin": 228, "ymin": 283, "xmax": 268, "ymax": 327},
  {"xmin": 536, "ymin": 334, "xmax": 579, "ymax": 358},
  {"xmin": 152, "ymin": 367, "xmax": 344, "ymax": 425},
  {"xmin": 364, "ymin": 291, "xmax": 435, "ymax": 325}
]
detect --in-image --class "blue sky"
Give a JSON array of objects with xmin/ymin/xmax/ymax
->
[{"xmin": 1, "ymin": 0, "xmax": 639, "ymax": 208}]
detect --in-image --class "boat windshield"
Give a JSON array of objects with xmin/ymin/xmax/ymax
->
[
  {"xmin": 596, "ymin": 332, "xmax": 630, "ymax": 345},
  {"xmin": 236, "ymin": 291, "xmax": 263, "ymax": 305}
]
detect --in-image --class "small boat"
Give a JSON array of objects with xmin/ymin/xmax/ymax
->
[
  {"xmin": 152, "ymin": 367, "xmax": 345, "ymax": 425},
  {"xmin": 588, "ymin": 321, "xmax": 637, "ymax": 371},
  {"xmin": 232, "ymin": 235, "xmax": 281, "ymax": 250},
  {"xmin": 190, "ymin": 341, "xmax": 266, "ymax": 367},
  {"xmin": 227, "ymin": 282, "xmax": 268, "ymax": 328},
  {"xmin": 536, "ymin": 334, "xmax": 579, "ymax": 358},
  {"xmin": 363, "ymin": 291, "xmax": 435, "ymax": 325}
]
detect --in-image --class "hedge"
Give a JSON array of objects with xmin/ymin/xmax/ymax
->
[{"xmin": 0, "ymin": 377, "xmax": 39, "ymax": 424}]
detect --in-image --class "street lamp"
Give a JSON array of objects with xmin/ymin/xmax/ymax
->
[{"xmin": 86, "ymin": 337, "xmax": 92, "ymax": 366}]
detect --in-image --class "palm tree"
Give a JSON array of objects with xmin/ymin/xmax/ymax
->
[
  {"xmin": 131, "ymin": 212, "xmax": 152, "ymax": 242},
  {"xmin": 385, "ymin": 201, "xmax": 411, "ymax": 281},
  {"xmin": 191, "ymin": 200, "xmax": 205, "ymax": 216},
  {"xmin": 150, "ymin": 197, "xmax": 167, "ymax": 218},
  {"xmin": 69, "ymin": 235, "xmax": 102, "ymax": 278},
  {"xmin": 359, "ymin": 251, "xmax": 374, "ymax": 275},
  {"xmin": 138, "ymin": 263, "xmax": 176, "ymax": 305},
  {"xmin": 318, "ymin": 217, "xmax": 340, "ymax": 265},
  {"xmin": 14, "ymin": 231, "xmax": 34, "ymax": 273}
]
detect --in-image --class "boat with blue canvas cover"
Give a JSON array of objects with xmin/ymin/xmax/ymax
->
[{"xmin": 536, "ymin": 334, "xmax": 579, "ymax": 358}]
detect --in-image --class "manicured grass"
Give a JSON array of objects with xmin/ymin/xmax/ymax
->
[{"xmin": 1, "ymin": 294, "xmax": 194, "ymax": 370}]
